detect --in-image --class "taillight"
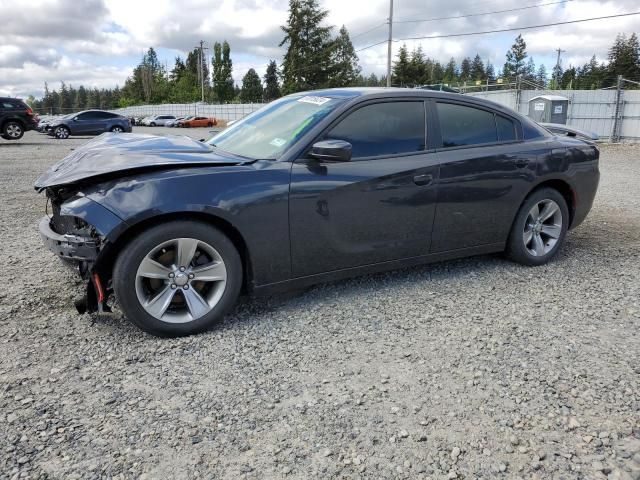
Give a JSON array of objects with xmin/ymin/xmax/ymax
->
[{"xmin": 25, "ymin": 106, "xmax": 34, "ymax": 116}]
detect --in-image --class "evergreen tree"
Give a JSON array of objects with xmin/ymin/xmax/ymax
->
[
  {"xmin": 560, "ymin": 66, "xmax": 576, "ymax": 89},
  {"xmin": 74, "ymin": 85, "xmax": 87, "ymax": 110},
  {"xmin": 87, "ymin": 88, "xmax": 100, "ymax": 108},
  {"xmin": 536, "ymin": 64, "xmax": 548, "ymax": 87},
  {"xmin": 58, "ymin": 82, "xmax": 72, "ymax": 113},
  {"xmin": 328, "ymin": 25, "xmax": 360, "ymax": 87},
  {"xmin": 408, "ymin": 47, "xmax": 425, "ymax": 85},
  {"xmin": 240, "ymin": 68, "xmax": 263, "ymax": 103},
  {"xmin": 280, "ymin": 0, "xmax": 334, "ymax": 93},
  {"xmin": 470, "ymin": 54, "xmax": 485, "ymax": 81},
  {"xmin": 522, "ymin": 57, "xmax": 537, "ymax": 88},
  {"xmin": 263, "ymin": 60, "xmax": 281, "ymax": 101},
  {"xmin": 608, "ymin": 33, "xmax": 640, "ymax": 81},
  {"xmin": 459, "ymin": 57, "xmax": 472, "ymax": 82},
  {"xmin": 503, "ymin": 34, "xmax": 528, "ymax": 78},
  {"xmin": 485, "ymin": 62, "xmax": 496, "ymax": 82},
  {"xmin": 444, "ymin": 58, "xmax": 458, "ymax": 83},
  {"xmin": 392, "ymin": 44, "xmax": 411, "ymax": 86},
  {"xmin": 212, "ymin": 41, "xmax": 234, "ymax": 103}
]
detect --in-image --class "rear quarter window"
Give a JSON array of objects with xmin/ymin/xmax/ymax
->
[
  {"xmin": 496, "ymin": 115, "xmax": 517, "ymax": 142},
  {"xmin": 436, "ymin": 102, "xmax": 497, "ymax": 148}
]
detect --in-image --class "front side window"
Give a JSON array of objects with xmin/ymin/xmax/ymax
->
[
  {"xmin": 209, "ymin": 95, "xmax": 345, "ymax": 159},
  {"xmin": 437, "ymin": 102, "xmax": 497, "ymax": 148},
  {"xmin": 325, "ymin": 101, "xmax": 425, "ymax": 158}
]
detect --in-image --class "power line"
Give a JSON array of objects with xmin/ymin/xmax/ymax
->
[
  {"xmin": 393, "ymin": 0, "xmax": 573, "ymax": 24},
  {"xmin": 396, "ymin": 11, "xmax": 640, "ymax": 42},
  {"xmin": 351, "ymin": 22, "xmax": 387, "ymax": 40}
]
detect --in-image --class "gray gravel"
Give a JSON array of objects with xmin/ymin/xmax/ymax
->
[{"xmin": 1, "ymin": 129, "xmax": 639, "ymax": 480}]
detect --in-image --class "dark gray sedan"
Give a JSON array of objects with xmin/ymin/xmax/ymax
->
[
  {"xmin": 35, "ymin": 88, "xmax": 599, "ymax": 336},
  {"xmin": 47, "ymin": 110, "xmax": 132, "ymax": 139}
]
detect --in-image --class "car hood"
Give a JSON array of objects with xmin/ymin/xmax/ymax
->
[{"xmin": 35, "ymin": 132, "xmax": 249, "ymax": 190}]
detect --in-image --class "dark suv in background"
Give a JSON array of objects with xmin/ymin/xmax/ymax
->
[
  {"xmin": 47, "ymin": 110, "xmax": 132, "ymax": 139},
  {"xmin": 0, "ymin": 97, "xmax": 39, "ymax": 140}
]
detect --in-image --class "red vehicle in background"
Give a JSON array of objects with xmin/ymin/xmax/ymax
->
[{"xmin": 179, "ymin": 116, "xmax": 216, "ymax": 128}]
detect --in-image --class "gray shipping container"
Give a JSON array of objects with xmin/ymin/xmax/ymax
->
[{"xmin": 528, "ymin": 95, "xmax": 569, "ymax": 124}]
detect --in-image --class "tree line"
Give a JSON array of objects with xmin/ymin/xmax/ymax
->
[{"xmin": 28, "ymin": 0, "xmax": 639, "ymax": 114}]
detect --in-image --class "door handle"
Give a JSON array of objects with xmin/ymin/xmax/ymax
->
[
  {"xmin": 413, "ymin": 174, "xmax": 433, "ymax": 186},
  {"xmin": 515, "ymin": 158, "xmax": 529, "ymax": 168}
]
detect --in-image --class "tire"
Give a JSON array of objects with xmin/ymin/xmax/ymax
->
[
  {"xmin": 111, "ymin": 126, "xmax": 124, "ymax": 133},
  {"xmin": 2, "ymin": 121, "xmax": 24, "ymax": 140},
  {"xmin": 113, "ymin": 221, "xmax": 242, "ymax": 337},
  {"xmin": 207, "ymin": 122, "xmax": 213, "ymax": 127},
  {"xmin": 54, "ymin": 126, "xmax": 70, "ymax": 139},
  {"xmin": 506, "ymin": 187, "xmax": 569, "ymax": 266},
  {"xmin": 150, "ymin": 122, "xmax": 156, "ymax": 127}
]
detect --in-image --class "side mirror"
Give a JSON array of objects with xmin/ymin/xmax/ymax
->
[{"xmin": 310, "ymin": 139, "xmax": 352, "ymax": 162}]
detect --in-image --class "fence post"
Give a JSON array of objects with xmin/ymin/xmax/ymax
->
[{"xmin": 611, "ymin": 75, "xmax": 624, "ymax": 143}]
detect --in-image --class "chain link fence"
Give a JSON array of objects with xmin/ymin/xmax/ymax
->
[
  {"xmin": 467, "ymin": 80, "xmax": 640, "ymax": 142},
  {"xmin": 111, "ymin": 103, "xmax": 265, "ymax": 121}
]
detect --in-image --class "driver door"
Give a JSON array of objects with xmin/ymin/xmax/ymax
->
[{"xmin": 289, "ymin": 99, "xmax": 440, "ymax": 277}]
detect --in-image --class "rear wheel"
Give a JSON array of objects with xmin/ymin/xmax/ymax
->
[
  {"xmin": 111, "ymin": 126, "xmax": 124, "ymax": 133},
  {"xmin": 2, "ymin": 121, "xmax": 24, "ymax": 140},
  {"xmin": 207, "ymin": 122, "xmax": 213, "ymax": 127},
  {"xmin": 54, "ymin": 126, "xmax": 70, "ymax": 139},
  {"xmin": 506, "ymin": 187, "xmax": 569, "ymax": 266},
  {"xmin": 113, "ymin": 221, "xmax": 242, "ymax": 336},
  {"xmin": 150, "ymin": 122, "xmax": 156, "ymax": 127}
]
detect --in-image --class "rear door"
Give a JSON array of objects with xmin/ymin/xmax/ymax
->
[
  {"xmin": 430, "ymin": 100, "xmax": 537, "ymax": 252},
  {"xmin": 289, "ymin": 99, "xmax": 440, "ymax": 277}
]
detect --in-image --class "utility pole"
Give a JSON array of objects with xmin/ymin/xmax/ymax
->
[
  {"xmin": 611, "ymin": 74, "xmax": 623, "ymax": 142},
  {"xmin": 195, "ymin": 40, "xmax": 208, "ymax": 103},
  {"xmin": 554, "ymin": 48, "xmax": 565, "ymax": 86},
  {"xmin": 386, "ymin": 0, "xmax": 394, "ymax": 87}
]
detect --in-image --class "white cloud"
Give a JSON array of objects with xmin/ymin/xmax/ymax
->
[{"xmin": 0, "ymin": 0, "xmax": 638, "ymax": 98}]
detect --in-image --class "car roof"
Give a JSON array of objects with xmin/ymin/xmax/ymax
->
[{"xmin": 291, "ymin": 87, "xmax": 521, "ymax": 117}]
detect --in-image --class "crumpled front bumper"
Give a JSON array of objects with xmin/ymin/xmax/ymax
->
[{"xmin": 38, "ymin": 216, "xmax": 100, "ymax": 263}]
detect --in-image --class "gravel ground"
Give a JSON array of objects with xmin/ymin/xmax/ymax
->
[{"xmin": 0, "ymin": 129, "xmax": 639, "ymax": 480}]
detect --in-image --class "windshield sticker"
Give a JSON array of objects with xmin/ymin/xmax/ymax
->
[
  {"xmin": 297, "ymin": 96, "xmax": 331, "ymax": 106},
  {"xmin": 270, "ymin": 138, "xmax": 287, "ymax": 147}
]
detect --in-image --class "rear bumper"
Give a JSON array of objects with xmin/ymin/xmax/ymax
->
[{"xmin": 39, "ymin": 216, "xmax": 100, "ymax": 263}]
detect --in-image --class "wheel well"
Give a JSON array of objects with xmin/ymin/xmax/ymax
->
[
  {"xmin": 521, "ymin": 179, "xmax": 576, "ymax": 228},
  {"xmin": 1, "ymin": 118, "xmax": 26, "ymax": 130},
  {"xmin": 97, "ymin": 212, "xmax": 253, "ymax": 293}
]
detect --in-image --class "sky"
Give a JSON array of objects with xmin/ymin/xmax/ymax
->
[{"xmin": 0, "ymin": 0, "xmax": 638, "ymax": 98}]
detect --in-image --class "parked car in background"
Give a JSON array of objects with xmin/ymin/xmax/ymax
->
[
  {"xmin": 166, "ymin": 116, "xmax": 192, "ymax": 127},
  {"xmin": 179, "ymin": 116, "xmax": 216, "ymax": 128},
  {"xmin": 1, "ymin": 97, "xmax": 39, "ymax": 140},
  {"xmin": 142, "ymin": 115, "xmax": 176, "ymax": 127},
  {"xmin": 47, "ymin": 110, "xmax": 132, "ymax": 139},
  {"xmin": 35, "ymin": 88, "xmax": 600, "ymax": 337}
]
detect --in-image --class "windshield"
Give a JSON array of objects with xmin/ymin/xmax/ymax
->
[{"xmin": 208, "ymin": 95, "xmax": 344, "ymax": 159}]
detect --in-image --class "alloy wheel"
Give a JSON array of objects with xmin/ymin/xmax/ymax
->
[
  {"xmin": 135, "ymin": 237, "xmax": 228, "ymax": 323},
  {"xmin": 112, "ymin": 126, "xmax": 124, "ymax": 133},
  {"xmin": 55, "ymin": 127, "xmax": 69, "ymax": 139},
  {"xmin": 5, "ymin": 123, "xmax": 22, "ymax": 138},
  {"xmin": 523, "ymin": 199, "xmax": 563, "ymax": 257}
]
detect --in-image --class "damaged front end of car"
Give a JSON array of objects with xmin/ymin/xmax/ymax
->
[{"xmin": 39, "ymin": 187, "xmax": 124, "ymax": 315}]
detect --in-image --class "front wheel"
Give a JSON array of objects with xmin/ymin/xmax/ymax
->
[
  {"xmin": 149, "ymin": 122, "xmax": 156, "ymax": 127},
  {"xmin": 113, "ymin": 221, "xmax": 242, "ymax": 336},
  {"xmin": 54, "ymin": 126, "xmax": 70, "ymax": 139},
  {"xmin": 506, "ymin": 187, "xmax": 569, "ymax": 266},
  {"xmin": 3, "ymin": 121, "xmax": 24, "ymax": 140}
]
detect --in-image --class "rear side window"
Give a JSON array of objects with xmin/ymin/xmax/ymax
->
[
  {"xmin": 496, "ymin": 115, "xmax": 517, "ymax": 142},
  {"xmin": 325, "ymin": 101, "xmax": 425, "ymax": 158},
  {"xmin": 437, "ymin": 103, "xmax": 497, "ymax": 148}
]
